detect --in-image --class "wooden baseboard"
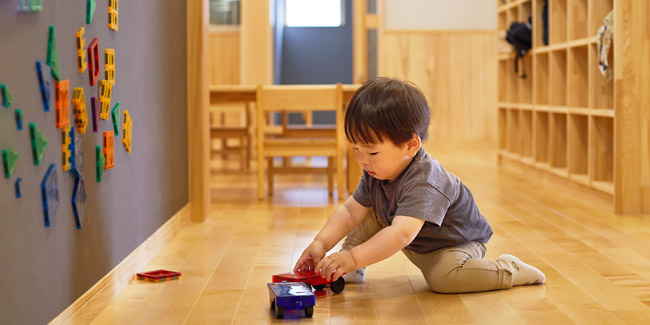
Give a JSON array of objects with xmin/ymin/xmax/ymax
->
[{"xmin": 49, "ymin": 204, "xmax": 192, "ymax": 324}]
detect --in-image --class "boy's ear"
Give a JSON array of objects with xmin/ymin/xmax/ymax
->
[{"xmin": 406, "ymin": 134, "xmax": 421, "ymax": 156}]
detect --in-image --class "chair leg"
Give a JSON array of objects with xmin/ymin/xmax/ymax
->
[
  {"xmin": 268, "ymin": 157, "xmax": 274, "ymax": 196},
  {"xmin": 240, "ymin": 136, "xmax": 246, "ymax": 171},
  {"xmin": 327, "ymin": 156, "xmax": 334, "ymax": 195},
  {"xmin": 337, "ymin": 153, "xmax": 345, "ymax": 201},
  {"xmin": 257, "ymin": 155, "xmax": 265, "ymax": 200}
]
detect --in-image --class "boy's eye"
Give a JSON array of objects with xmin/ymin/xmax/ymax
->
[{"xmin": 370, "ymin": 152, "xmax": 378, "ymax": 156}]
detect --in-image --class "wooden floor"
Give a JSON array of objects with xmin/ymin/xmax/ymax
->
[{"xmin": 86, "ymin": 144, "xmax": 650, "ymax": 324}]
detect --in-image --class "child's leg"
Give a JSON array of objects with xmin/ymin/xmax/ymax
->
[{"xmin": 402, "ymin": 241, "xmax": 545, "ymax": 293}]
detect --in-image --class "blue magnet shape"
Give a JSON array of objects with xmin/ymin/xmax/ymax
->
[
  {"xmin": 36, "ymin": 61, "xmax": 51, "ymax": 112},
  {"xmin": 15, "ymin": 108, "xmax": 24, "ymax": 130},
  {"xmin": 15, "ymin": 177, "xmax": 23, "ymax": 198},
  {"xmin": 71, "ymin": 171, "xmax": 87, "ymax": 229},
  {"xmin": 41, "ymin": 164, "xmax": 59, "ymax": 227},
  {"xmin": 72, "ymin": 131, "xmax": 83, "ymax": 174}
]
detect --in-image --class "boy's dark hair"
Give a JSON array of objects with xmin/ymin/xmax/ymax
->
[{"xmin": 345, "ymin": 77, "xmax": 430, "ymax": 146}]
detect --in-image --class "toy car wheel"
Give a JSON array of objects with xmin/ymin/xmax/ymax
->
[
  {"xmin": 313, "ymin": 284, "xmax": 326, "ymax": 291},
  {"xmin": 330, "ymin": 277, "xmax": 345, "ymax": 293},
  {"xmin": 305, "ymin": 306, "xmax": 314, "ymax": 318},
  {"xmin": 275, "ymin": 305, "xmax": 285, "ymax": 319}
]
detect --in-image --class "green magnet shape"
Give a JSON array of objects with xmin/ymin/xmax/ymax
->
[
  {"xmin": 96, "ymin": 145, "xmax": 105, "ymax": 182},
  {"xmin": 111, "ymin": 103, "xmax": 121, "ymax": 136},
  {"xmin": 2, "ymin": 146, "xmax": 19, "ymax": 179},
  {"xmin": 1, "ymin": 84, "xmax": 13, "ymax": 108},
  {"xmin": 30, "ymin": 122, "xmax": 49, "ymax": 165},
  {"xmin": 47, "ymin": 25, "xmax": 61, "ymax": 81},
  {"xmin": 86, "ymin": 0, "xmax": 96, "ymax": 24}
]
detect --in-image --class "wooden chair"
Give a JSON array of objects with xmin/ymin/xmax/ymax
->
[
  {"xmin": 209, "ymin": 103, "xmax": 252, "ymax": 171},
  {"xmin": 256, "ymin": 84, "xmax": 345, "ymax": 200}
]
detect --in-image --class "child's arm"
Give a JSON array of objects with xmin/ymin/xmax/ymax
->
[
  {"xmin": 316, "ymin": 215, "xmax": 425, "ymax": 281},
  {"xmin": 293, "ymin": 196, "xmax": 369, "ymax": 273}
]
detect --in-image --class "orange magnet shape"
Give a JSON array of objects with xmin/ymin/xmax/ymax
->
[
  {"xmin": 103, "ymin": 131, "xmax": 114, "ymax": 170},
  {"xmin": 72, "ymin": 88, "xmax": 88, "ymax": 134},
  {"xmin": 108, "ymin": 0, "xmax": 118, "ymax": 31},
  {"xmin": 122, "ymin": 110, "xmax": 132, "ymax": 153},
  {"xmin": 62, "ymin": 125, "xmax": 72, "ymax": 171},
  {"xmin": 99, "ymin": 80, "xmax": 112, "ymax": 120},
  {"xmin": 55, "ymin": 80, "xmax": 70, "ymax": 129},
  {"xmin": 104, "ymin": 48, "xmax": 115, "ymax": 85},
  {"xmin": 76, "ymin": 27, "xmax": 87, "ymax": 73}
]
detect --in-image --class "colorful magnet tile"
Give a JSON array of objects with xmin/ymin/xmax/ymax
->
[
  {"xmin": 108, "ymin": 0, "xmax": 118, "ymax": 31},
  {"xmin": 111, "ymin": 103, "xmax": 121, "ymax": 136},
  {"xmin": 91, "ymin": 96, "xmax": 99, "ymax": 132},
  {"xmin": 72, "ymin": 88, "xmax": 88, "ymax": 134},
  {"xmin": 96, "ymin": 145, "xmax": 105, "ymax": 182},
  {"xmin": 1, "ymin": 83, "xmax": 13, "ymax": 108},
  {"xmin": 103, "ymin": 131, "xmax": 114, "ymax": 169},
  {"xmin": 136, "ymin": 270, "xmax": 181, "ymax": 282},
  {"xmin": 87, "ymin": 38, "xmax": 100, "ymax": 86},
  {"xmin": 86, "ymin": 0, "xmax": 96, "ymax": 24},
  {"xmin": 36, "ymin": 61, "xmax": 51, "ymax": 112},
  {"xmin": 15, "ymin": 178, "xmax": 23, "ymax": 198},
  {"xmin": 55, "ymin": 80, "xmax": 70, "ymax": 129},
  {"xmin": 15, "ymin": 109, "xmax": 23, "ymax": 131},
  {"xmin": 47, "ymin": 25, "xmax": 61, "ymax": 81},
  {"xmin": 76, "ymin": 27, "xmax": 87, "ymax": 74},
  {"xmin": 2, "ymin": 146, "xmax": 19, "ymax": 179},
  {"xmin": 29, "ymin": 122, "xmax": 48, "ymax": 165},
  {"xmin": 41, "ymin": 164, "xmax": 59, "ymax": 227},
  {"xmin": 123, "ymin": 110, "xmax": 132, "ymax": 153},
  {"xmin": 105, "ymin": 49, "xmax": 115, "ymax": 84},
  {"xmin": 61, "ymin": 125, "xmax": 72, "ymax": 171},
  {"xmin": 19, "ymin": 0, "xmax": 43, "ymax": 12},
  {"xmin": 71, "ymin": 173, "xmax": 87, "ymax": 229},
  {"xmin": 73, "ymin": 132, "xmax": 83, "ymax": 174},
  {"xmin": 99, "ymin": 80, "xmax": 112, "ymax": 120}
]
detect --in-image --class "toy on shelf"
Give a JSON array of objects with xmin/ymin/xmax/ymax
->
[
  {"xmin": 95, "ymin": 145, "xmax": 105, "ymax": 182},
  {"xmin": 87, "ymin": 37, "xmax": 100, "ymax": 86},
  {"xmin": 15, "ymin": 109, "xmax": 23, "ymax": 130},
  {"xmin": 47, "ymin": 25, "xmax": 61, "ymax": 81},
  {"xmin": 61, "ymin": 125, "xmax": 72, "ymax": 171},
  {"xmin": 1, "ymin": 83, "xmax": 13, "ymax": 108},
  {"xmin": 71, "ymin": 171, "xmax": 87, "ymax": 229},
  {"xmin": 2, "ymin": 146, "xmax": 19, "ymax": 179},
  {"xmin": 273, "ymin": 270, "xmax": 345, "ymax": 294},
  {"xmin": 136, "ymin": 270, "xmax": 181, "ymax": 282},
  {"xmin": 91, "ymin": 96, "xmax": 99, "ymax": 132},
  {"xmin": 108, "ymin": 0, "xmax": 118, "ymax": 31},
  {"xmin": 29, "ymin": 123, "xmax": 48, "ymax": 165},
  {"xmin": 103, "ymin": 131, "xmax": 114, "ymax": 169},
  {"xmin": 99, "ymin": 80, "xmax": 112, "ymax": 120},
  {"xmin": 267, "ymin": 282, "xmax": 315, "ymax": 319},
  {"xmin": 76, "ymin": 28, "xmax": 87, "ymax": 73},
  {"xmin": 86, "ymin": 0, "xmax": 96, "ymax": 24},
  {"xmin": 55, "ymin": 80, "xmax": 70, "ymax": 129},
  {"xmin": 105, "ymin": 49, "xmax": 115, "ymax": 84},
  {"xmin": 15, "ymin": 178, "xmax": 23, "ymax": 198},
  {"xmin": 18, "ymin": 0, "xmax": 43, "ymax": 12},
  {"xmin": 36, "ymin": 61, "xmax": 51, "ymax": 111},
  {"xmin": 122, "ymin": 110, "xmax": 132, "ymax": 153},
  {"xmin": 72, "ymin": 88, "xmax": 88, "ymax": 134},
  {"xmin": 41, "ymin": 164, "xmax": 59, "ymax": 227}
]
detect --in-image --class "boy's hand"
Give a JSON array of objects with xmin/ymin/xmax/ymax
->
[
  {"xmin": 316, "ymin": 251, "xmax": 357, "ymax": 282},
  {"xmin": 293, "ymin": 241, "xmax": 327, "ymax": 273}
]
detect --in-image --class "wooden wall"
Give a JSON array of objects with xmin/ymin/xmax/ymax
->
[
  {"xmin": 380, "ymin": 30, "xmax": 497, "ymax": 143},
  {"xmin": 209, "ymin": 28, "xmax": 240, "ymax": 85}
]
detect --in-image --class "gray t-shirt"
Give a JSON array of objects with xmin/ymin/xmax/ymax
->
[{"xmin": 352, "ymin": 147, "xmax": 493, "ymax": 254}]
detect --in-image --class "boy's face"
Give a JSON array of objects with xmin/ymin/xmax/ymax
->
[{"xmin": 352, "ymin": 137, "xmax": 420, "ymax": 183}]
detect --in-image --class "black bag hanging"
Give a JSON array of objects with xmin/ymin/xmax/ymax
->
[
  {"xmin": 506, "ymin": 17, "xmax": 532, "ymax": 79},
  {"xmin": 542, "ymin": 0, "xmax": 549, "ymax": 45}
]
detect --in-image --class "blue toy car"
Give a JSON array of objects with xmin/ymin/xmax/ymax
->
[{"xmin": 267, "ymin": 282, "xmax": 315, "ymax": 318}]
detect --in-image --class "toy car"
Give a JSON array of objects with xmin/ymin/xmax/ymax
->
[
  {"xmin": 272, "ymin": 270, "xmax": 345, "ymax": 293},
  {"xmin": 267, "ymin": 282, "xmax": 315, "ymax": 318}
]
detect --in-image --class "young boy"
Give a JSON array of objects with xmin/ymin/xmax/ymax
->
[{"xmin": 293, "ymin": 77, "xmax": 545, "ymax": 293}]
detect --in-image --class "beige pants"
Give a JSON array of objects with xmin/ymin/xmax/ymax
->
[{"xmin": 342, "ymin": 210, "xmax": 516, "ymax": 293}]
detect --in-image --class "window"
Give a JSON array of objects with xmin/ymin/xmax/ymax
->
[{"xmin": 285, "ymin": 0, "xmax": 344, "ymax": 27}]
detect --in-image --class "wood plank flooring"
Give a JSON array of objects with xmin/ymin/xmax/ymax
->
[{"xmin": 86, "ymin": 144, "xmax": 650, "ymax": 324}]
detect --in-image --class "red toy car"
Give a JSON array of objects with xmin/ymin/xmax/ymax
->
[{"xmin": 272, "ymin": 270, "xmax": 345, "ymax": 293}]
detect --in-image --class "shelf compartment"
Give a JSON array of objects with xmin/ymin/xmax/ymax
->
[
  {"xmin": 533, "ymin": 0, "xmax": 548, "ymax": 48},
  {"xmin": 568, "ymin": 0, "xmax": 588, "ymax": 41},
  {"xmin": 507, "ymin": 59, "xmax": 520, "ymax": 103},
  {"xmin": 519, "ymin": 109, "xmax": 533, "ymax": 158},
  {"xmin": 499, "ymin": 60, "xmax": 508, "ymax": 102},
  {"xmin": 519, "ymin": 54, "xmax": 533, "ymax": 103},
  {"xmin": 589, "ymin": 42, "xmax": 614, "ymax": 109},
  {"xmin": 568, "ymin": 114, "xmax": 588, "ymax": 175},
  {"xmin": 568, "ymin": 45, "xmax": 588, "ymax": 107},
  {"xmin": 589, "ymin": 0, "xmax": 613, "ymax": 37},
  {"xmin": 549, "ymin": 112, "xmax": 567, "ymax": 168},
  {"xmin": 507, "ymin": 109, "xmax": 520, "ymax": 154},
  {"xmin": 590, "ymin": 116, "xmax": 613, "ymax": 183},
  {"xmin": 534, "ymin": 111, "xmax": 549, "ymax": 163},
  {"xmin": 550, "ymin": 0, "xmax": 567, "ymax": 44},
  {"xmin": 499, "ymin": 108, "xmax": 508, "ymax": 150},
  {"xmin": 534, "ymin": 52, "xmax": 549, "ymax": 105},
  {"xmin": 499, "ymin": 11, "xmax": 508, "ymax": 32},
  {"xmin": 549, "ymin": 49, "xmax": 567, "ymax": 106},
  {"xmin": 521, "ymin": 1, "xmax": 532, "ymax": 21}
]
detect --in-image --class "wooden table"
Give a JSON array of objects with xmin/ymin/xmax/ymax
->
[{"xmin": 209, "ymin": 84, "xmax": 363, "ymax": 195}]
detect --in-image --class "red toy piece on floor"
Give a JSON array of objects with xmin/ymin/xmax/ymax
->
[
  {"xmin": 272, "ymin": 270, "xmax": 345, "ymax": 293},
  {"xmin": 136, "ymin": 269, "xmax": 181, "ymax": 282}
]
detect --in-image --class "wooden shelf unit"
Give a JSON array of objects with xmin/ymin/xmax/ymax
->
[{"xmin": 497, "ymin": 0, "xmax": 615, "ymax": 196}]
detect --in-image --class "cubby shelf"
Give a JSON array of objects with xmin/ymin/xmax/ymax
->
[{"xmin": 497, "ymin": 0, "xmax": 615, "ymax": 196}]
